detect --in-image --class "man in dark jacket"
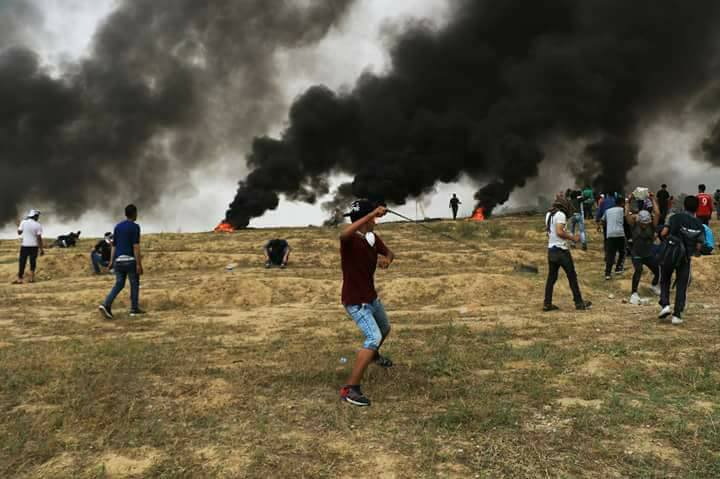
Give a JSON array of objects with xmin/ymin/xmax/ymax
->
[{"xmin": 91, "ymin": 232, "xmax": 113, "ymax": 274}]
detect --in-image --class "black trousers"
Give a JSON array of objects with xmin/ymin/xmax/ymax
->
[
  {"xmin": 660, "ymin": 259, "xmax": 691, "ymax": 315},
  {"xmin": 452, "ymin": 207, "xmax": 458, "ymax": 220},
  {"xmin": 544, "ymin": 248, "xmax": 583, "ymax": 306},
  {"xmin": 631, "ymin": 256, "xmax": 659, "ymax": 293},
  {"xmin": 18, "ymin": 246, "xmax": 39, "ymax": 278},
  {"xmin": 605, "ymin": 237, "xmax": 626, "ymax": 275}
]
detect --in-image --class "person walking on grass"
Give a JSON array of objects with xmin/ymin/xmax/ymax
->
[
  {"xmin": 449, "ymin": 194, "xmax": 462, "ymax": 220},
  {"xmin": 14, "ymin": 209, "xmax": 44, "ymax": 284},
  {"xmin": 602, "ymin": 196, "xmax": 626, "ymax": 280},
  {"xmin": 658, "ymin": 196, "xmax": 704, "ymax": 325},
  {"xmin": 338, "ymin": 200, "xmax": 395, "ymax": 407},
  {"xmin": 99, "ymin": 204, "xmax": 145, "ymax": 319},
  {"xmin": 625, "ymin": 193, "xmax": 661, "ymax": 304},
  {"xmin": 543, "ymin": 198, "xmax": 592, "ymax": 312}
]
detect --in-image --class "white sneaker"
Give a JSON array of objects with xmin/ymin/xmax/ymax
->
[
  {"xmin": 671, "ymin": 316, "xmax": 683, "ymax": 325},
  {"xmin": 650, "ymin": 285, "xmax": 661, "ymax": 296},
  {"xmin": 630, "ymin": 293, "xmax": 641, "ymax": 305},
  {"xmin": 658, "ymin": 305, "xmax": 672, "ymax": 319}
]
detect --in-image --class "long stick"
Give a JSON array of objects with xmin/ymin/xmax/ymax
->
[
  {"xmin": 386, "ymin": 209, "xmax": 539, "ymax": 273},
  {"xmin": 386, "ymin": 209, "xmax": 481, "ymax": 251}
]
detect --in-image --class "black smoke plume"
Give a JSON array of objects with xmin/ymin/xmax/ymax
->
[
  {"xmin": 1, "ymin": 0, "xmax": 355, "ymax": 224},
  {"xmin": 226, "ymin": 0, "xmax": 720, "ymax": 228}
]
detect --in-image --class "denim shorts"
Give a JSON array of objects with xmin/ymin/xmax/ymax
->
[{"xmin": 345, "ymin": 298, "xmax": 391, "ymax": 351}]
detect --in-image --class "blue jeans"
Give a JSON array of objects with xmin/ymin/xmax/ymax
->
[
  {"xmin": 104, "ymin": 259, "xmax": 139, "ymax": 311},
  {"xmin": 91, "ymin": 252, "xmax": 109, "ymax": 274},
  {"xmin": 345, "ymin": 299, "xmax": 391, "ymax": 351},
  {"xmin": 570, "ymin": 212, "xmax": 587, "ymax": 246}
]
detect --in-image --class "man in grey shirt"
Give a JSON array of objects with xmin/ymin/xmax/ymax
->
[{"xmin": 601, "ymin": 196, "xmax": 626, "ymax": 280}]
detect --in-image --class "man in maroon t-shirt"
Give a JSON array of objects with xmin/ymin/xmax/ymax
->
[{"xmin": 338, "ymin": 199, "xmax": 395, "ymax": 407}]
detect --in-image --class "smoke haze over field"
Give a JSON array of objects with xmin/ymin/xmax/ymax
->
[
  {"xmin": 0, "ymin": 0, "xmax": 356, "ymax": 225},
  {"xmin": 226, "ymin": 0, "xmax": 720, "ymax": 227},
  {"xmin": 4, "ymin": 0, "xmax": 720, "ymax": 237}
]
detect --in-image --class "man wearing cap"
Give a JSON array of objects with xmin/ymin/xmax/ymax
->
[
  {"xmin": 91, "ymin": 232, "xmax": 113, "ymax": 274},
  {"xmin": 14, "ymin": 210, "xmax": 44, "ymax": 284},
  {"xmin": 543, "ymin": 198, "xmax": 592, "ymax": 311},
  {"xmin": 625, "ymin": 193, "xmax": 661, "ymax": 304},
  {"xmin": 338, "ymin": 199, "xmax": 395, "ymax": 407}
]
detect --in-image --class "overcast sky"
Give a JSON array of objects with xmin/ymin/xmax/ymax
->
[{"xmin": 2, "ymin": 0, "xmax": 720, "ymax": 240}]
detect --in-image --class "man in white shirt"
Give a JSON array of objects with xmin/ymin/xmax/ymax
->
[
  {"xmin": 14, "ymin": 209, "xmax": 44, "ymax": 284},
  {"xmin": 544, "ymin": 198, "xmax": 592, "ymax": 311}
]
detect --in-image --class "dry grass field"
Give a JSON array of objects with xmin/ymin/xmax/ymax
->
[{"xmin": 1, "ymin": 215, "xmax": 719, "ymax": 478}]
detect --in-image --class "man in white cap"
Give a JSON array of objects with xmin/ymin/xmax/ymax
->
[{"xmin": 14, "ymin": 210, "xmax": 44, "ymax": 284}]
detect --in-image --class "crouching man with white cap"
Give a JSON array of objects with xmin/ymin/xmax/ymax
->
[{"xmin": 14, "ymin": 209, "xmax": 44, "ymax": 284}]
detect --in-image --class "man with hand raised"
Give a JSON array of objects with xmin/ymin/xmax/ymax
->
[{"xmin": 338, "ymin": 200, "xmax": 395, "ymax": 407}]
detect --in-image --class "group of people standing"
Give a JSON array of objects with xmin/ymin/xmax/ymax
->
[{"xmin": 544, "ymin": 183, "xmax": 716, "ymax": 325}]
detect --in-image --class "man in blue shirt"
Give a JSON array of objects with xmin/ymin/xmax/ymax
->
[{"xmin": 99, "ymin": 204, "xmax": 144, "ymax": 319}]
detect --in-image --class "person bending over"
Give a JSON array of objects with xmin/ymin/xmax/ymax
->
[{"xmin": 264, "ymin": 239, "xmax": 290, "ymax": 268}]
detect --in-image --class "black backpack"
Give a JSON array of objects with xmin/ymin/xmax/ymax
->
[{"xmin": 660, "ymin": 226, "xmax": 703, "ymax": 269}]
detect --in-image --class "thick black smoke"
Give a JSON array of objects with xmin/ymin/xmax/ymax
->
[
  {"xmin": 227, "ymin": 0, "xmax": 720, "ymax": 227},
  {"xmin": 0, "ymin": 0, "xmax": 355, "ymax": 224}
]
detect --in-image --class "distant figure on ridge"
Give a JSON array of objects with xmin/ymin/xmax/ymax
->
[{"xmin": 449, "ymin": 194, "xmax": 462, "ymax": 220}]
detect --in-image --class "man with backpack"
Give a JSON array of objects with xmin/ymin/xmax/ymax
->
[{"xmin": 658, "ymin": 196, "xmax": 705, "ymax": 325}]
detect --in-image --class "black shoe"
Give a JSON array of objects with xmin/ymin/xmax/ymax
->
[
  {"xmin": 340, "ymin": 385, "xmax": 371, "ymax": 407},
  {"xmin": 582, "ymin": 244, "xmax": 588, "ymax": 251},
  {"xmin": 543, "ymin": 304, "xmax": 560, "ymax": 312},
  {"xmin": 576, "ymin": 301, "xmax": 592, "ymax": 310},
  {"xmin": 374, "ymin": 354, "xmax": 393, "ymax": 368},
  {"xmin": 99, "ymin": 304, "xmax": 113, "ymax": 320},
  {"xmin": 129, "ymin": 308, "xmax": 146, "ymax": 317},
  {"xmin": 615, "ymin": 268, "xmax": 624, "ymax": 275}
]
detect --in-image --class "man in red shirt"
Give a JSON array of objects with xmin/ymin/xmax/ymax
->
[
  {"xmin": 338, "ymin": 199, "xmax": 395, "ymax": 407},
  {"xmin": 696, "ymin": 184, "xmax": 714, "ymax": 225}
]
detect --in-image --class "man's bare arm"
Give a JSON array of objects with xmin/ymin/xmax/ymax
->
[{"xmin": 339, "ymin": 207, "xmax": 387, "ymax": 241}]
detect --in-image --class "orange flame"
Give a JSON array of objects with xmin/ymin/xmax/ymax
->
[
  {"xmin": 214, "ymin": 221, "xmax": 235, "ymax": 233},
  {"xmin": 469, "ymin": 207, "xmax": 486, "ymax": 222}
]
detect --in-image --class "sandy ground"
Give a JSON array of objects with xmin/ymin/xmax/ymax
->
[{"xmin": 0, "ymin": 215, "xmax": 718, "ymax": 478}]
